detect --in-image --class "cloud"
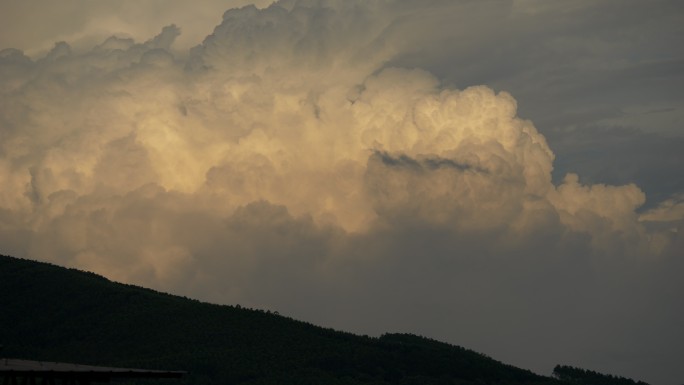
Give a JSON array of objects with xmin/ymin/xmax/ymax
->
[
  {"xmin": 1, "ymin": 1, "xmax": 682, "ymax": 384},
  {"xmin": 641, "ymin": 194, "xmax": 684, "ymax": 223},
  {"xmin": 0, "ymin": 0, "xmax": 275, "ymax": 57},
  {"xmin": 547, "ymin": 127, "xmax": 684, "ymax": 207},
  {"xmin": 386, "ymin": 0, "xmax": 684, "ymax": 203}
]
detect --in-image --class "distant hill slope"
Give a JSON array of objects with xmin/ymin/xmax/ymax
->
[
  {"xmin": 552, "ymin": 365, "xmax": 650, "ymax": 385},
  {"xmin": 0, "ymin": 254, "xmax": 635, "ymax": 385}
]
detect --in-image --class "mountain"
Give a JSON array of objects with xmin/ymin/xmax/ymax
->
[
  {"xmin": 0, "ymin": 254, "xmax": 639, "ymax": 385},
  {"xmin": 552, "ymin": 366, "xmax": 650, "ymax": 385}
]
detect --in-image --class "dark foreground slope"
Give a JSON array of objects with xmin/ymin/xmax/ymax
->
[{"xmin": 0, "ymin": 255, "xmax": 558, "ymax": 384}]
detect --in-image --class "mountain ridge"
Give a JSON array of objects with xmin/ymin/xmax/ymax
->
[{"xmin": 0, "ymin": 254, "xmax": 646, "ymax": 385}]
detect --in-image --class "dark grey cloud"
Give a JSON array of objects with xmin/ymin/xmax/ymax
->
[{"xmin": 372, "ymin": 150, "xmax": 487, "ymax": 173}]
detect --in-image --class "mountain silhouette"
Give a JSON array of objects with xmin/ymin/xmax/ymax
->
[{"xmin": 0, "ymin": 254, "xmax": 647, "ymax": 385}]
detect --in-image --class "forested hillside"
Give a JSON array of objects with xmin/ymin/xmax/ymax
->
[
  {"xmin": 0, "ymin": 255, "xmax": 647, "ymax": 385},
  {"xmin": 553, "ymin": 365, "xmax": 650, "ymax": 385}
]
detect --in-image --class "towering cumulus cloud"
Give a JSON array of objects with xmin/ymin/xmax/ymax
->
[{"xmin": 0, "ymin": 1, "xmax": 682, "ymax": 384}]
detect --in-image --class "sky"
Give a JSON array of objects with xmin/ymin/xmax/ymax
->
[{"xmin": 0, "ymin": 0, "xmax": 683, "ymax": 384}]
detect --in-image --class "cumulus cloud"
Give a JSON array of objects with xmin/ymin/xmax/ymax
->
[
  {"xmin": 1, "ymin": 1, "xmax": 682, "ymax": 384},
  {"xmin": 0, "ymin": 0, "xmax": 275, "ymax": 57},
  {"xmin": 387, "ymin": 0, "xmax": 684, "ymax": 206}
]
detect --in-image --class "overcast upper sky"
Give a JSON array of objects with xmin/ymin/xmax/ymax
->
[{"xmin": 1, "ymin": 1, "xmax": 683, "ymax": 384}]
